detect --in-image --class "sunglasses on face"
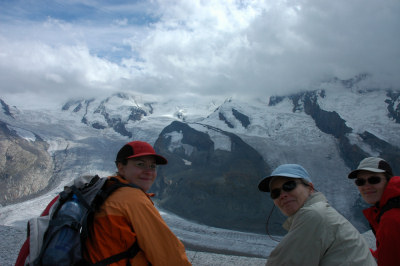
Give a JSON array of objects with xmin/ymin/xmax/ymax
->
[
  {"xmin": 354, "ymin": 176, "xmax": 382, "ymax": 186},
  {"xmin": 270, "ymin": 180, "xmax": 300, "ymax": 199}
]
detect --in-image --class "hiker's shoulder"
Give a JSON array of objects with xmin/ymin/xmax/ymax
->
[{"xmin": 107, "ymin": 184, "xmax": 151, "ymax": 205}]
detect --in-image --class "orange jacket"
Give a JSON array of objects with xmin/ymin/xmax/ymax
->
[{"xmin": 85, "ymin": 175, "xmax": 191, "ymax": 265}]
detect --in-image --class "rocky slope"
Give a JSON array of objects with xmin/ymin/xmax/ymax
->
[{"xmin": 0, "ymin": 119, "xmax": 53, "ymax": 205}]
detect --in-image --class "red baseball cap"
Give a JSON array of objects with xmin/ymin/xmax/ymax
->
[{"xmin": 115, "ymin": 141, "xmax": 168, "ymax": 165}]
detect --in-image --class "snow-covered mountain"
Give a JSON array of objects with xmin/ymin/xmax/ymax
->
[{"xmin": 1, "ymin": 74, "xmax": 400, "ymax": 235}]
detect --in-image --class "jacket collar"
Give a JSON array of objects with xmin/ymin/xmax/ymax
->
[
  {"xmin": 109, "ymin": 175, "xmax": 155, "ymax": 198},
  {"xmin": 379, "ymin": 176, "xmax": 400, "ymax": 207},
  {"xmin": 283, "ymin": 192, "xmax": 326, "ymax": 230}
]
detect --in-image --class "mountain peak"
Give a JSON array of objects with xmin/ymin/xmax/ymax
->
[{"xmin": 0, "ymin": 99, "xmax": 16, "ymax": 119}]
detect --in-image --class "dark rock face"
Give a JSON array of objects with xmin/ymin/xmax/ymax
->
[
  {"xmin": 215, "ymin": 107, "xmax": 250, "ymax": 129},
  {"xmin": 302, "ymin": 91, "xmax": 352, "ymax": 138},
  {"xmin": 386, "ymin": 90, "xmax": 400, "ymax": 123},
  {"xmin": 299, "ymin": 91, "xmax": 366, "ymax": 170},
  {"xmin": 0, "ymin": 99, "xmax": 13, "ymax": 118},
  {"xmin": 268, "ymin": 95, "xmax": 285, "ymax": 106},
  {"xmin": 62, "ymin": 99, "xmax": 79, "ymax": 111},
  {"xmin": 152, "ymin": 121, "xmax": 284, "ymax": 234},
  {"xmin": 359, "ymin": 131, "xmax": 400, "ymax": 175},
  {"xmin": 0, "ymin": 121, "xmax": 53, "ymax": 205},
  {"xmin": 337, "ymin": 137, "xmax": 370, "ymax": 170},
  {"xmin": 219, "ymin": 112, "xmax": 234, "ymax": 128},
  {"xmin": 232, "ymin": 109, "xmax": 250, "ymax": 128}
]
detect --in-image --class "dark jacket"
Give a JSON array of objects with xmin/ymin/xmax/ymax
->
[{"xmin": 363, "ymin": 176, "xmax": 400, "ymax": 266}]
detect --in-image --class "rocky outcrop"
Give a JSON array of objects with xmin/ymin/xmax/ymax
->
[
  {"xmin": 152, "ymin": 121, "xmax": 282, "ymax": 234},
  {"xmin": 216, "ymin": 108, "xmax": 251, "ymax": 129},
  {"xmin": 301, "ymin": 91, "xmax": 351, "ymax": 138},
  {"xmin": 300, "ymin": 91, "xmax": 366, "ymax": 170},
  {"xmin": 268, "ymin": 95, "xmax": 285, "ymax": 106},
  {"xmin": 386, "ymin": 90, "xmax": 400, "ymax": 123},
  {"xmin": 219, "ymin": 112, "xmax": 234, "ymax": 128},
  {"xmin": 359, "ymin": 131, "xmax": 400, "ymax": 174},
  {"xmin": 0, "ymin": 99, "xmax": 14, "ymax": 119},
  {"xmin": 0, "ymin": 121, "xmax": 53, "ymax": 205},
  {"xmin": 232, "ymin": 108, "xmax": 250, "ymax": 128}
]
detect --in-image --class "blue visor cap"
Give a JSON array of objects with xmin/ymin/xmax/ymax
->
[{"xmin": 258, "ymin": 164, "xmax": 312, "ymax": 192}]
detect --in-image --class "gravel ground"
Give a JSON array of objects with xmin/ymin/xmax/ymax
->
[
  {"xmin": 0, "ymin": 225, "xmax": 266, "ymax": 266},
  {"xmin": 187, "ymin": 251, "xmax": 266, "ymax": 265},
  {"xmin": 1, "ymin": 225, "xmax": 375, "ymax": 266},
  {"xmin": 1, "ymin": 225, "xmax": 27, "ymax": 266}
]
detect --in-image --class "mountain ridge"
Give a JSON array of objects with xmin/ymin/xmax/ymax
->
[{"xmin": 1, "ymin": 75, "xmax": 399, "ymax": 233}]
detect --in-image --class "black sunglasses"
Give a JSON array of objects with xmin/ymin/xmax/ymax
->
[
  {"xmin": 270, "ymin": 180, "xmax": 300, "ymax": 199},
  {"xmin": 355, "ymin": 176, "xmax": 383, "ymax": 186}
]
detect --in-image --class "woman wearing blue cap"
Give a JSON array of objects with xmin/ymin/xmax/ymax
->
[{"xmin": 258, "ymin": 164, "xmax": 376, "ymax": 266}]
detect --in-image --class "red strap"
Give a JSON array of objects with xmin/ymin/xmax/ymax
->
[
  {"xmin": 41, "ymin": 195, "xmax": 60, "ymax": 216},
  {"xmin": 15, "ymin": 238, "xmax": 30, "ymax": 266}
]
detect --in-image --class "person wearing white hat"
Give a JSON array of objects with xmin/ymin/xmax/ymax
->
[
  {"xmin": 348, "ymin": 157, "xmax": 400, "ymax": 265},
  {"xmin": 259, "ymin": 164, "xmax": 376, "ymax": 266}
]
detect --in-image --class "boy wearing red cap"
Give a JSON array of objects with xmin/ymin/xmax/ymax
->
[{"xmin": 85, "ymin": 141, "xmax": 191, "ymax": 265}]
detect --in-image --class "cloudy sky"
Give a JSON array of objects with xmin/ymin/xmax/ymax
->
[{"xmin": 0, "ymin": 0, "xmax": 399, "ymax": 109}]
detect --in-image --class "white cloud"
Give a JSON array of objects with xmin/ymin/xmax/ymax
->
[{"xmin": 0, "ymin": 0, "xmax": 399, "ymax": 109}]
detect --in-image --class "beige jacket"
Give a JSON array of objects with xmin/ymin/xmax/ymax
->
[{"xmin": 267, "ymin": 192, "xmax": 376, "ymax": 266}]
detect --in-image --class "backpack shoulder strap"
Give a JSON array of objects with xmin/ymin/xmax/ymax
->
[
  {"xmin": 92, "ymin": 241, "xmax": 141, "ymax": 266},
  {"xmin": 108, "ymin": 176, "xmax": 143, "ymax": 191},
  {"xmin": 90, "ymin": 177, "xmax": 142, "ymax": 209},
  {"xmin": 377, "ymin": 196, "xmax": 400, "ymax": 223},
  {"xmin": 86, "ymin": 176, "xmax": 144, "ymax": 265}
]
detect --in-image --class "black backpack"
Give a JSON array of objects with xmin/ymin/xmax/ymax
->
[{"xmin": 25, "ymin": 175, "xmax": 142, "ymax": 266}]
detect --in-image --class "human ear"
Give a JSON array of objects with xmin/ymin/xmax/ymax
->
[
  {"xmin": 309, "ymin": 182, "xmax": 315, "ymax": 193},
  {"xmin": 117, "ymin": 162, "xmax": 125, "ymax": 175}
]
